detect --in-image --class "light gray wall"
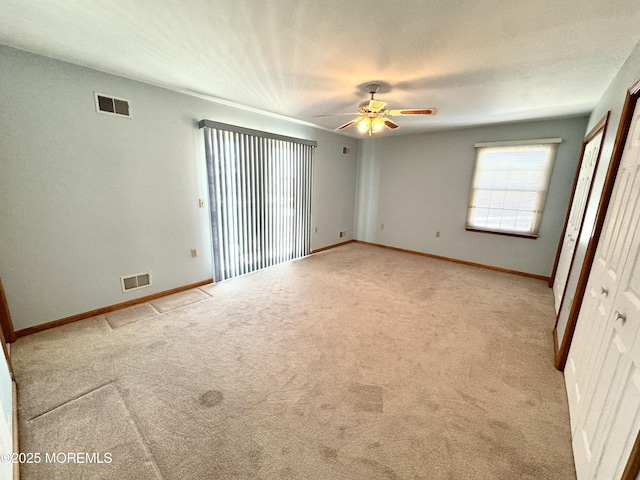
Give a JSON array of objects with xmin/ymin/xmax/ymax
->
[
  {"xmin": 0, "ymin": 45, "xmax": 358, "ymax": 331},
  {"xmin": 355, "ymin": 117, "xmax": 589, "ymax": 276},
  {"xmin": 556, "ymin": 39, "xmax": 640, "ymax": 344}
]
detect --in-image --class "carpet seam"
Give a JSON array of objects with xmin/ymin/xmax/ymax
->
[
  {"xmin": 26, "ymin": 380, "xmax": 116, "ymax": 422},
  {"xmin": 198, "ymin": 285, "xmax": 215, "ymax": 297},
  {"xmin": 112, "ymin": 382, "xmax": 165, "ymax": 480},
  {"xmin": 150, "ymin": 293, "xmax": 211, "ymax": 314},
  {"xmin": 147, "ymin": 302, "xmax": 162, "ymax": 315}
]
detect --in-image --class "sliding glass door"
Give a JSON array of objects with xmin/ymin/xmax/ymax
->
[{"xmin": 200, "ymin": 121, "xmax": 315, "ymax": 282}]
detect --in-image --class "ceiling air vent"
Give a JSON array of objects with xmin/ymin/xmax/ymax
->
[
  {"xmin": 121, "ymin": 272, "xmax": 151, "ymax": 292},
  {"xmin": 95, "ymin": 92, "xmax": 131, "ymax": 117}
]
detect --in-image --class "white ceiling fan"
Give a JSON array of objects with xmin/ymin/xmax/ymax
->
[{"xmin": 334, "ymin": 84, "xmax": 437, "ymax": 135}]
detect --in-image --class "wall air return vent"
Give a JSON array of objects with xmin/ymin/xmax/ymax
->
[
  {"xmin": 94, "ymin": 92, "xmax": 131, "ymax": 117},
  {"xmin": 121, "ymin": 272, "xmax": 152, "ymax": 292}
]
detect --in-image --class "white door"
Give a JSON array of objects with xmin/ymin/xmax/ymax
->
[
  {"xmin": 553, "ymin": 130, "xmax": 604, "ymax": 313},
  {"xmin": 0, "ymin": 352, "xmax": 13, "ymax": 480},
  {"xmin": 566, "ymin": 97, "xmax": 640, "ymax": 479}
]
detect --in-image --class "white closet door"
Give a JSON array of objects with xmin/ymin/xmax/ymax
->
[
  {"xmin": 566, "ymin": 96, "xmax": 640, "ymax": 479},
  {"xmin": 553, "ymin": 131, "xmax": 604, "ymax": 313},
  {"xmin": 0, "ymin": 352, "xmax": 12, "ymax": 480}
]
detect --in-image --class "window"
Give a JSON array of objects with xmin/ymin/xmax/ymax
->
[
  {"xmin": 466, "ymin": 138, "xmax": 561, "ymax": 238},
  {"xmin": 199, "ymin": 120, "xmax": 315, "ymax": 282}
]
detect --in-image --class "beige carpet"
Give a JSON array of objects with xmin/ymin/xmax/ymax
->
[{"xmin": 11, "ymin": 243, "xmax": 576, "ymax": 479}]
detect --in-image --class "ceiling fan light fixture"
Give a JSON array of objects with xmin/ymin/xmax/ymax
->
[
  {"xmin": 357, "ymin": 117, "xmax": 370, "ymax": 133},
  {"xmin": 372, "ymin": 116, "xmax": 385, "ymax": 133}
]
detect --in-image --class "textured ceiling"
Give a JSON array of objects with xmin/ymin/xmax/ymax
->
[{"xmin": 1, "ymin": 1, "xmax": 639, "ymax": 137}]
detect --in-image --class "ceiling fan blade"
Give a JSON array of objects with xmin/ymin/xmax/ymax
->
[
  {"xmin": 384, "ymin": 119, "xmax": 400, "ymax": 130},
  {"xmin": 314, "ymin": 113, "xmax": 360, "ymax": 117},
  {"xmin": 336, "ymin": 118, "xmax": 360, "ymax": 130},
  {"xmin": 368, "ymin": 99, "xmax": 387, "ymax": 113},
  {"xmin": 387, "ymin": 108, "xmax": 438, "ymax": 116}
]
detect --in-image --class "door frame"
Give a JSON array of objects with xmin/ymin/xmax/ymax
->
[
  {"xmin": 623, "ymin": 433, "xmax": 640, "ymax": 480},
  {"xmin": 0, "ymin": 277, "xmax": 16, "ymax": 345},
  {"xmin": 555, "ymin": 76, "xmax": 640, "ymax": 372},
  {"xmin": 0, "ymin": 277, "xmax": 15, "ymax": 385},
  {"xmin": 550, "ymin": 112, "xmax": 609, "ymax": 360}
]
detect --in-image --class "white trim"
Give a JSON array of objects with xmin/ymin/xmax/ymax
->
[{"xmin": 474, "ymin": 138, "xmax": 562, "ymax": 148}]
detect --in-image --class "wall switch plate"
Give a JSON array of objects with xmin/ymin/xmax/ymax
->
[
  {"xmin": 191, "ymin": 248, "xmax": 198, "ymax": 257},
  {"xmin": 436, "ymin": 231, "xmax": 440, "ymax": 237},
  {"xmin": 199, "ymin": 199, "xmax": 205, "ymax": 208},
  {"xmin": 380, "ymin": 223, "xmax": 385, "ymax": 230}
]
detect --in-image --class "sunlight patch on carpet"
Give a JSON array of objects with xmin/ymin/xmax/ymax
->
[
  {"xmin": 149, "ymin": 289, "xmax": 210, "ymax": 313},
  {"xmin": 105, "ymin": 303, "xmax": 159, "ymax": 329}
]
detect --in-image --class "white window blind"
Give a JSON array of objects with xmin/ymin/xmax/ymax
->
[
  {"xmin": 466, "ymin": 138, "xmax": 561, "ymax": 238},
  {"xmin": 200, "ymin": 120, "xmax": 315, "ymax": 282}
]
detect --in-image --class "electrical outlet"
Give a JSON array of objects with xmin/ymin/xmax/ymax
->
[
  {"xmin": 314, "ymin": 227, "xmax": 318, "ymax": 233},
  {"xmin": 380, "ymin": 223, "xmax": 385, "ymax": 230},
  {"xmin": 191, "ymin": 248, "xmax": 198, "ymax": 257},
  {"xmin": 339, "ymin": 231, "xmax": 346, "ymax": 238},
  {"xmin": 436, "ymin": 231, "xmax": 440, "ymax": 238}
]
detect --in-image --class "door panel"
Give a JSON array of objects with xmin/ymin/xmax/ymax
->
[
  {"xmin": 600, "ymin": 168, "xmax": 636, "ymax": 284},
  {"xmin": 566, "ymin": 272, "xmax": 611, "ymax": 433},
  {"xmin": 0, "ymin": 351, "xmax": 12, "ymax": 480},
  {"xmin": 593, "ymin": 365, "xmax": 640, "ymax": 480},
  {"xmin": 554, "ymin": 131, "xmax": 604, "ymax": 313},
  {"xmin": 567, "ymin": 93, "xmax": 640, "ymax": 479},
  {"xmin": 579, "ymin": 198, "xmax": 640, "ymax": 478}
]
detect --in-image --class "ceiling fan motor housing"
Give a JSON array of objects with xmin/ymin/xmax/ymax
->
[{"xmin": 366, "ymin": 84, "xmax": 380, "ymax": 95}]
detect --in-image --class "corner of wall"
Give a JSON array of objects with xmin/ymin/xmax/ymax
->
[{"xmin": 354, "ymin": 138, "xmax": 381, "ymax": 242}]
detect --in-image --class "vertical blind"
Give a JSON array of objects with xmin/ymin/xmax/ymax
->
[
  {"xmin": 466, "ymin": 138, "xmax": 561, "ymax": 237},
  {"xmin": 199, "ymin": 120, "xmax": 315, "ymax": 282}
]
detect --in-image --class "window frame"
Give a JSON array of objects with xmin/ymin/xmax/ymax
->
[{"xmin": 466, "ymin": 138, "xmax": 562, "ymax": 239}]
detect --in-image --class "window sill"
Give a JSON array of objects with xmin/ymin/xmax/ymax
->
[{"xmin": 465, "ymin": 227, "xmax": 538, "ymax": 239}]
